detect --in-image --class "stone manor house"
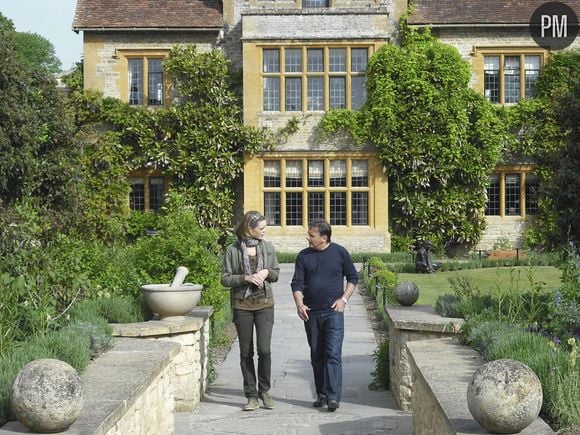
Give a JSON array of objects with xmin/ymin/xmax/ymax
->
[{"xmin": 72, "ymin": 0, "xmax": 579, "ymax": 253}]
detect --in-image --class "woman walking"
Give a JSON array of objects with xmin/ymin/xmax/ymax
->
[{"xmin": 221, "ymin": 211, "xmax": 280, "ymax": 411}]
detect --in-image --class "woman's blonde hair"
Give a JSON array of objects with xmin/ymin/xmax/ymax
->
[{"xmin": 235, "ymin": 210, "xmax": 266, "ymax": 240}]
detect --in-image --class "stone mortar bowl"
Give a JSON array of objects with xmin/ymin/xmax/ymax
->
[{"xmin": 141, "ymin": 283, "xmax": 203, "ymax": 321}]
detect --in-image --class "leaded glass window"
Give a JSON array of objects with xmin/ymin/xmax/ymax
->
[
  {"xmin": 485, "ymin": 175, "xmax": 500, "ymax": 215},
  {"xmin": 147, "ymin": 59, "xmax": 163, "ymax": 106},
  {"xmin": 505, "ymin": 174, "xmax": 521, "ymax": 215},
  {"xmin": 484, "ymin": 56, "xmax": 500, "ymax": 104}
]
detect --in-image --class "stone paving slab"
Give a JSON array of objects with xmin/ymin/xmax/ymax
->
[{"xmin": 175, "ymin": 263, "xmax": 412, "ymax": 434}]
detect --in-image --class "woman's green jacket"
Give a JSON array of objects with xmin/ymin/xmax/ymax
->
[{"xmin": 221, "ymin": 239, "xmax": 280, "ymax": 301}]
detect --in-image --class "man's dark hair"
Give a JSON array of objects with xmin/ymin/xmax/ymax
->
[{"xmin": 309, "ymin": 219, "xmax": 332, "ymax": 242}]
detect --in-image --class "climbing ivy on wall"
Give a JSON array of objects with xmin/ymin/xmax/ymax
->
[
  {"xmin": 506, "ymin": 49, "xmax": 580, "ymax": 250},
  {"xmin": 319, "ymin": 21, "xmax": 507, "ymax": 255},
  {"xmin": 72, "ymin": 45, "xmax": 266, "ymax": 234}
]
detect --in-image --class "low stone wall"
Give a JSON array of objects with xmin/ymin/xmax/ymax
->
[
  {"xmin": 1, "ymin": 338, "xmax": 178, "ymax": 435},
  {"xmin": 0, "ymin": 307, "xmax": 212, "ymax": 435},
  {"xmin": 110, "ymin": 307, "xmax": 213, "ymax": 412},
  {"xmin": 407, "ymin": 338, "xmax": 554, "ymax": 435},
  {"xmin": 385, "ymin": 304, "xmax": 464, "ymax": 412}
]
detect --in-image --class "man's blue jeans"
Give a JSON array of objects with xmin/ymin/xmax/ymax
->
[{"xmin": 304, "ymin": 310, "xmax": 344, "ymax": 402}]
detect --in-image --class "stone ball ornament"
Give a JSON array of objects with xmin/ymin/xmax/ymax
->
[
  {"xmin": 467, "ymin": 359, "xmax": 542, "ymax": 434},
  {"xmin": 394, "ymin": 281, "xmax": 419, "ymax": 306},
  {"xmin": 11, "ymin": 358, "xmax": 84, "ymax": 433}
]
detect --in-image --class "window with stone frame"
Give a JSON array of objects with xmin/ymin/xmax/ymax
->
[
  {"xmin": 262, "ymin": 45, "xmax": 370, "ymax": 112},
  {"xmin": 124, "ymin": 53, "xmax": 168, "ymax": 107},
  {"xmin": 302, "ymin": 0, "xmax": 329, "ymax": 8},
  {"xmin": 480, "ymin": 50, "xmax": 544, "ymax": 105},
  {"xmin": 129, "ymin": 173, "xmax": 170, "ymax": 212},
  {"xmin": 484, "ymin": 171, "xmax": 539, "ymax": 217},
  {"xmin": 262, "ymin": 157, "xmax": 370, "ymax": 227}
]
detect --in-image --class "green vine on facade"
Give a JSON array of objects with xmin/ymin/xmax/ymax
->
[
  {"xmin": 70, "ymin": 45, "xmax": 268, "ymax": 235},
  {"xmin": 319, "ymin": 18, "xmax": 507, "ymax": 254},
  {"xmin": 505, "ymin": 49, "xmax": 580, "ymax": 250},
  {"xmin": 263, "ymin": 115, "xmax": 306, "ymax": 147}
]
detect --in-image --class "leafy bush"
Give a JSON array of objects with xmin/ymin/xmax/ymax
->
[
  {"xmin": 369, "ymin": 340, "xmax": 390, "ymax": 390},
  {"xmin": 126, "ymin": 211, "xmax": 161, "ymax": 241},
  {"xmin": 390, "ymin": 232, "xmax": 414, "ymax": 253},
  {"xmin": 544, "ymin": 291, "xmax": 580, "ymax": 343},
  {"xmin": 68, "ymin": 295, "xmax": 150, "ymax": 325},
  {"xmin": 542, "ymin": 249, "xmax": 580, "ymax": 342},
  {"xmin": 434, "ymin": 294, "xmax": 462, "ymax": 318},
  {"xmin": 71, "ymin": 238, "xmax": 143, "ymax": 298},
  {"xmin": 362, "ymin": 257, "xmax": 398, "ymax": 322},
  {"xmin": 131, "ymin": 206, "xmax": 226, "ymax": 316},
  {"xmin": 319, "ymin": 25, "xmax": 505, "ymax": 252}
]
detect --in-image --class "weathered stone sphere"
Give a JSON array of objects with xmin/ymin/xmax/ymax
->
[
  {"xmin": 394, "ymin": 281, "xmax": 419, "ymax": 306},
  {"xmin": 11, "ymin": 358, "xmax": 84, "ymax": 433},
  {"xmin": 467, "ymin": 359, "xmax": 542, "ymax": 434}
]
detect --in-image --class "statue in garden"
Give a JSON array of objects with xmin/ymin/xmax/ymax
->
[{"xmin": 414, "ymin": 240, "xmax": 440, "ymax": 273}]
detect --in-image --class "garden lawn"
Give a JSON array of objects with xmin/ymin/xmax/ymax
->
[{"xmin": 399, "ymin": 266, "xmax": 562, "ymax": 306}]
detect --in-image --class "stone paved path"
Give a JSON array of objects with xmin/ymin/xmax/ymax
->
[{"xmin": 174, "ymin": 263, "xmax": 412, "ymax": 434}]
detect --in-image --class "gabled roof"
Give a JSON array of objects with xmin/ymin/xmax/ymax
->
[
  {"xmin": 408, "ymin": 0, "xmax": 580, "ymax": 26},
  {"xmin": 72, "ymin": 0, "xmax": 223, "ymax": 31}
]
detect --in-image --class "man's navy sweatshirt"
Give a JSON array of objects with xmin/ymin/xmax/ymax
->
[{"xmin": 291, "ymin": 243, "xmax": 359, "ymax": 313}]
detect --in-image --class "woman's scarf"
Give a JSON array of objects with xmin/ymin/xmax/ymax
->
[{"xmin": 241, "ymin": 238, "xmax": 264, "ymax": 299}]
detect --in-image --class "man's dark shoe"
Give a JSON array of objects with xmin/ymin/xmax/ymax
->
[
  {"xmin": 327, "ymin": 400, "xmax": 339, "ymax": 412},
  {"xmin": 313, "ymin": 397, "xmax": 327, "ymax": 408}
]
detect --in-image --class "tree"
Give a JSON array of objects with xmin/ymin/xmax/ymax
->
[
  {"xmin": 0, "ymin": 31, "xmax": 75, "ymax": 209},
  {"xmin": 0, "ymin": 13, "xmax": 15, "ymax": 32},
  {"xmin": 320, "ymin": 25, "xmax": 506, "ymax": 254},
  {"xmin": 0, "ymin": 29, "xmax": 92, "ymax": 246},
  {"xmin": 0, "ymin": 12, "xmax": 61, "ymax": 73},
  {"xmin": 508, "ymin": 49, "xmax": 580, "ymax": 249},
  {"xmin": 14, "ymin": 32, "xmax": 62, "ymax": 73}
]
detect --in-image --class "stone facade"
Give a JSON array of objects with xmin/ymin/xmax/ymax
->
[
  {"xmin": 237, "ymin": 1, "xmax": 402, "ymax": 253},
  {"xmin": 261, "ymin": 232, "xmax": 391, "ymax": 253},
  {"xmin": 83, "ymin": 32, "xmax": 217, "ymax": 101},
  {"xmin": 431, "ymin": 27, "xmax": 580, "ymax": 251},
  {"xmin": 74, "ymin": 0, "xmax": 580, "ymax": 254},
  {"xmin": 145, "ymin": 317, "xmax": 210, "ymax": 411},
  {"xmin": 409, "ymin": 364, "xmax": 456, "ymax": 435},
  {"xmin": 476, "ymin": 216, "xmax": 526, "ymax": 250}
]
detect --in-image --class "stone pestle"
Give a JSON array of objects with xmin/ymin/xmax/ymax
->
[{"xmin": 170, "ymin": 266, "xmax": 190, "ymax": 288}]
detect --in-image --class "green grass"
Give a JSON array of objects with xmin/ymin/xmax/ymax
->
[{"xmin": 399, "ymin": 266, "xmax": 562, "ymax": 306}]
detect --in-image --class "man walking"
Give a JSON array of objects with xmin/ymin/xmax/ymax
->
[{"xmin": 291, "ymin": 220, "xmax": 358, "ymax": 412}]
